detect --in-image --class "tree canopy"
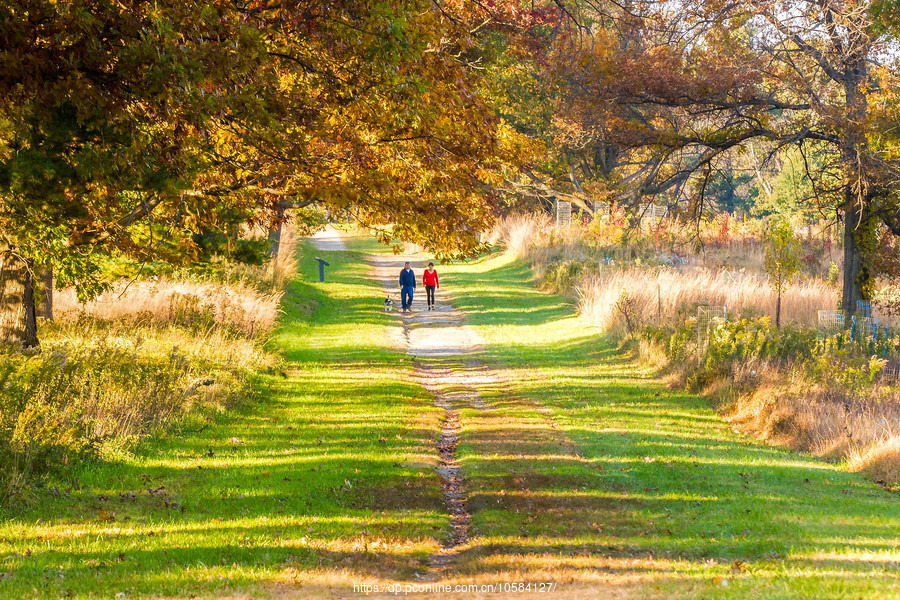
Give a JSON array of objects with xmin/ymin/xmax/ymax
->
[
  {"xmin": 544, "ymin": 0, "xmax": 900, "ymax": 311},
  {"xmin": 0, "ymin": 0, "xmax": 554, "ymax": 344}
]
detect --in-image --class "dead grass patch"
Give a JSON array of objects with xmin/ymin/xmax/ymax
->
[
  {"xmin": 56, "ymin": 278, "xmax": 282, "ymax": 338},
  {"xmin": 846, "ymin": 436, "xmax": 900, "ymax": 486},
  {"xmin": 726, "ymin": 380, "xmax": 900, "ymax": 485}
]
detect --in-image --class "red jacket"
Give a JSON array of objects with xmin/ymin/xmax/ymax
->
[{"xmin": 422, "ymin": 269, "xmax": 439, "ymax": 287}]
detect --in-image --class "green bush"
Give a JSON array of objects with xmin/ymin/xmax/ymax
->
[
  {"xmin": 706, "ymin": 318, "xmax": 816, "ymax": 368},
  {"xmin": 644, "ymin": 318, "xmax": 697, "ymax": 363},
  {"xmin": 540, "ymin": 259, "xmax": 584, "ymax": 293},
  {"xmin": 0, "ymin": 319, "xmax": 265, "ymax": 500},
  {"xmin": 644, "ymin": 310, "xmax": 900, "ymax": 399}
]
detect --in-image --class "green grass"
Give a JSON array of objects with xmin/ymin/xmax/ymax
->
[
  {"xmin": 437, "ymin": 251, "xmax": 900, "ymax": 599},
  {"xmin": 0, "ymin": 236, "xmax": 896, "ymax": 599},
  {"xmin": 0, "ymin": 240, "xmax": 443, "ymax": 598}
]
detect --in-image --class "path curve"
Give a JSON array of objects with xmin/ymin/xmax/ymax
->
[{"xmin": 310, "ymin": 226, "xmax": 348, "ymax": 252}]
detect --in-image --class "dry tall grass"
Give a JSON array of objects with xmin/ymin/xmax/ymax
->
[
  {"xmin": 54, "ymin": 221, "xmax": 299, "ymax": 337},
  {"xmin": 490, "ymin": 212, "xmax": 556, "ymax": 258},
  {"xmin": 729, "ymin": 381, "xmax": 900, "ymax": 485},
  {"xmin": 492, "ymin": 213, "xmax": 839, "ymax": 332},
  {"xmin": 268, "ymin": 219, "xmax": 300, "ymax": 290},
  {"xmin": 579, "ymin": 268, "xmax": 837, "ymax": 335},
  {"xmin": 847, "ymin": 436, "xmax": 900, "ymax": 484},
  {"xmin": 55, "ymin": 279, "xmax": 282, "ymax": 338}
]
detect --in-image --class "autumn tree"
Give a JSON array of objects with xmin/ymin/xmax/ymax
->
[
  {"xmin": 0, "ymin": 0, "xmax": 550, "ymax": 347},
  {"xmin": 550, "ymin": 0, "xmax": 900, "ymax": 313}
]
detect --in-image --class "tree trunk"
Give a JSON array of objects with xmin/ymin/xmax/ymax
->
[
  {"xmin": 22, "ymin": 261, "xmax": 38, "ymax": 349},
  {"xmin": 841, "ymin": 201, "xmax": 866, "ymax": 314},
  {"xmin": 268, "ymin": 202, "xmax": 287, "ymax": 259},
  {"xmin": 839, "ymin": 49, "xmax": 871, "ymax": 316},
  {"xmin": 40, "ymin": 267, "xmax": 53, "ymax": 321},
  {"xmin": 775, "ymin": 291, "xmax": 782, "ymax": 328},
  {"xmin": 0, "ymin": 253, "xmax": 40, "ymax": 348}
]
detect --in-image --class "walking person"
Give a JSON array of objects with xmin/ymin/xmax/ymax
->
[
  {"xmin": 399, "ymin": 261, "xmax": 416, "ymax": 312},
  {"xmin": 423, "ymin": 262, "xmax": 439, "ymax": 310}
]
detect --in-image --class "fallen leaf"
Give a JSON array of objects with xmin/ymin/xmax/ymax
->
[{"xmin": 730, "ymin": 560, "xmax": 748, "ymax": 573}]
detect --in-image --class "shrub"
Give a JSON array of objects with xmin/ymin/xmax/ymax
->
[{"xmin": 0, "ymin": 306, "xmax": 278, "ymax": 500}]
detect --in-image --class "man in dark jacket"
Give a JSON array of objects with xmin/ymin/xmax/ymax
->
[{"xmin": 399, "ymin": 262, "xmax": 416, "ymax": 312}]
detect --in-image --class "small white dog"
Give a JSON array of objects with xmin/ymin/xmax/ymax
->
[{"xmin": 383, "ymin": 297, "xmax": 395, "ymax": 312}]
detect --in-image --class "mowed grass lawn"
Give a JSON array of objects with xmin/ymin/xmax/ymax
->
[
  {"xmin": 0, "ymin": 240, "xmax": 445, "ymax": 599},
  {"xmin": 437, "ymin": 251, "xmax": 900, "ymax": 600}
]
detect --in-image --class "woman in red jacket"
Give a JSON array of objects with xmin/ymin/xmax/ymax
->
[{"xmin": 422, "ymin": 262, "xmax": 439, "ymax": 310}]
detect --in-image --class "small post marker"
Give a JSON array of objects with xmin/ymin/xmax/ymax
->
[{"xmin": 315, "ymin": 257, "xmax": 330, "ymax": 282}]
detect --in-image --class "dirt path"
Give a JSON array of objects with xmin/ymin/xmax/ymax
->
[
  {"xmin": 368, "ymin": 253, "xmax": 483, "ymax": 576},
  {"xmin": 310, "ymin": 225, "xmax": 348, "ymax": 252},
  {"xmin": 363, "ymin": 253, "xmax": 610, "ymax": 600},
  {"xmin": 312, "ymin": 231, "xmax": 483, "ymax": 571}
]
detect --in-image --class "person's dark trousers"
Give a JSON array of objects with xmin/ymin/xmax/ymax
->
[
  {"xmin": 425, "ymin": 286, "xmax": 436, "ymax": 307},
  {"xmin": 401, "ymin": 285, "xmax": 415, "ymax": 310}
]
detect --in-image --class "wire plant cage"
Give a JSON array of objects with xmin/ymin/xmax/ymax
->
[
  {"xmin": 697, "ymin": 305, "xmax": 728, "ymax": 352},
  {"xmin": 640, "ymin": 203, "xmax": 668, "ymax": 228},
  {"xmin": 818, "ymin": 310, "xmax": 846, "ymax": 332},
  {"xmin": 555, "ymin": 200, "xmax": 572, "ymax": 227}
]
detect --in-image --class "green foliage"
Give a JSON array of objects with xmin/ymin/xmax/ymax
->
[
  {"xmin": 707, "ymin": 169, "xmax": 758, "ymax": 214},
  {"xmin": 807, "ymin": 349, "xmax": 888, "ymax": 397},
  {"xmin": 540, "ymin": 259, "xmax": 583, "ymax": 292},
  {"xmin": 752, "ymin": 149, "xmax": 834, "ymax": 222},
  {"xmin": 646, "ymin": 307, "xmax": 899, "ymax": 402},
  {"xmin": 870, "ymin": 0, "xmax": 900, "ymax": 35},
  {"xmin": 192, "ymin": 231, "xmax": 270, "ymax": 266},
  {"xmin": 0, "ymin": 315, "xmax": 269, "ymax": 499},
  {"xmin": 644, "ymin": 318, "xmax": 697, "ymax": 363},
  {"xmin": 647, "ymin": 316, "xmax": 817, "ymax": 390},
  {"xmin": 763, "ymin": 216, "xmax": 803, "ymax": 326},
  {"xmin": 764, "ymin": 218, "xmax": 803, "ymax": 295}
]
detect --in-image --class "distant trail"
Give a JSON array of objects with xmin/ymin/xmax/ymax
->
[{"xmin": 310, "ymin": 226, "xmax": 347, "ymax": 252}]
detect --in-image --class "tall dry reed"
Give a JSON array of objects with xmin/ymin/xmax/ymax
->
[
  {"xmin": 492, "ymin": 213, "xmax": 839, "ymax": 332},
  {"xmin": 269, "ymin": 220, "xmax": 300, "ymax": 290},
  {"xmin": 579, "ymin": 268, "xmax": 837, "ymax": 335},
  {"xmin": 55, "ymin": 279, "xmax": 282, "ymax": 338}
]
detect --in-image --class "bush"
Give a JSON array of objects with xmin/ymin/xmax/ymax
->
[
  {"xmin": 0, "ymin": 318, "xmax": 276, "ymax": 501},
  {"xmin": 706, "ymin": 318, "xmax": 816, "ymax": 369},
  {"xmin": 542, "ymin": 259, "xmax": 584, "ymax": 294}
]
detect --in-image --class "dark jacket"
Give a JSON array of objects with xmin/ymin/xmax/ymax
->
[{"xmin": 399, "ymin": 268, "xmax": 416, "ymax": 288}]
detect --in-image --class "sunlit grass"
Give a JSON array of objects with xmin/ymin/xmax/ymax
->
[
  {"xmin": 0, "ymin": 239, "xmax": 444, "ymax": 599},
  {"xmin": 436, "ymin": 250, "xmax": 900, "ymax": 599}
]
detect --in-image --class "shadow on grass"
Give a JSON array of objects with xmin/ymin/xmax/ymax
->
[
  {"xmin": 0, "ymin": 243, "xmax": 445, "ymax": 598},
  {"xmin": 438, "ymin": 251, "xmax": 900, "ymax": 593}
]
